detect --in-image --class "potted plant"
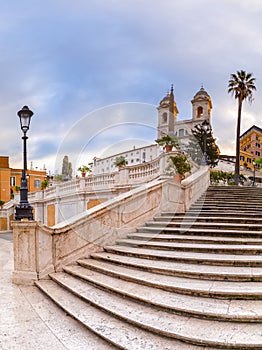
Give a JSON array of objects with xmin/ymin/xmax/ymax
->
[
  {"xmin": 0, "ymin": 200, "xmax": 5, "ymax": 209},
  {"xmin": 77, "ymin": 165, "xmax": 91, "ymax": 177},
  {"xmin": 155, "ymin": 135, "xmax": 179, "ymax": 152},
  {"xmin": 41, "ymin": 179, "xmax": 49, "ymax": 190},
  {"xmin": 170, "ymin": 154, "xmax": 192, "ymax": 181},
  {"xmin": 114, "ymin": 156, "xmax": 128, "ymax": 169}
]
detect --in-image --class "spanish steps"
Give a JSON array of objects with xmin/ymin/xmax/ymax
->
[{"xmin": 36, "ymin": 186, "xmax": 262, "ymax": 349}]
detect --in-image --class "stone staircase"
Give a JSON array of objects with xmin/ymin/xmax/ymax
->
[{"xmin": 36, "ymin": 186, "xmax": 262, "ymax": 349}]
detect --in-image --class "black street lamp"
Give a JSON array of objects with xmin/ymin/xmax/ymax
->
[
  {"xmin": 15, "ymin": 106, "xmax": 34, "ymax": 221},
  {"xmin": 201, "ymin": 119, "xmax": 209, "ymax": 166}
]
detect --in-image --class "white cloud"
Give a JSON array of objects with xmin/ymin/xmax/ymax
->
[{"xmin": 0, "ymin": 0, "xmax": 261, "ymax": 172}]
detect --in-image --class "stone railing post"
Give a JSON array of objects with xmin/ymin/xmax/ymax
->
[
  {"xmin": 55, "ymin": 184, "xmax": 60, "ymax": 197},
  {"xmin": 118, "ymin": 167, "xmax": 129, "ymax": 185},
  {"xmin": 12, "ymin": 221, "xmax": 54, "ymax": 285},
  {"xmin": 79, "ymin": 178, "xmax": 86, "ymax": 190},
  {"xmin": 159, "ymin": 152, "xmax": 168, "ymax": 176}
]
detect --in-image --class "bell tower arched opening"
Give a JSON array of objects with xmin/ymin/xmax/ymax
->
[{"xmin": 197, "ymin": 106, "xmax": 203, "ymax": 118}]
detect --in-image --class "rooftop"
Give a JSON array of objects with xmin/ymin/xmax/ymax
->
[{"xmin": 240, "ymin": 125, "xmax": 262, "ymax": 139}]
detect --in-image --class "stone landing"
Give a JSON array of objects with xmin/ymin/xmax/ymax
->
[{"xmin": 0, "ymin": 234, "xmax": 115, "ymax": 350}]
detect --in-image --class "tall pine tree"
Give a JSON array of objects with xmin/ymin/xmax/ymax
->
[{"xmin": 186, "ymin": 123, "xmax": 220, "ymax": 168}]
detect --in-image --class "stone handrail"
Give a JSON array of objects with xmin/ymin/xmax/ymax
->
[
  {"xmin": 27, "ymin": 152, "xmax": 180, "ymax": 202},
  {"xmin": 128, "ymin": 157, "xmax": 160, "ymax": 182},
  {"xmin": 84, "ymin": 173, "xmax": 116, "ymax": 189}
]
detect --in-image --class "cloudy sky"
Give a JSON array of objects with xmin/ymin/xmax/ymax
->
[{"xmin": 0, "ymin": 0, "xmax": 261, "ymax": 175}]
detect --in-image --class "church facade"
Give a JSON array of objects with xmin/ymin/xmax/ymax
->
[
  {"xmin": 157, "ymin": 85, "xmax": 212, "ymax": 139},
  {"xmin": 90, "ymin": 86, "xmax": 213, "ymax": 174}
]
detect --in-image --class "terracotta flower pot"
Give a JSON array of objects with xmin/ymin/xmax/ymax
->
[
  {"xmin": 165, "ymin": 145, "xmax": 173, "ymax": 152},
  {"xmin": 174, "ymin": 174, "xmax": 183, "ymax": 182}
]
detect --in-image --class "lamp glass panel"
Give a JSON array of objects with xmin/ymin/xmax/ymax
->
[{"xmin": 20, "ymin": 115, "xmax": 31, "ymax": 132}]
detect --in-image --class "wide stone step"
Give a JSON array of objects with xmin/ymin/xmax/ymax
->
[
  {"xmin": 91, "ymin": 251, "xmax": 262, "ymax": 281},
  {"xmin": 191, "ymin": 205, "xmax": 262, "ymax": 211},
  {"xmin": 204, "ymin": 193, "xmax": 262, "ymax": 198},
  {"xmin": 105, "ymin": 244, "xmax": 262, "ymax": 266},
  {"xmin": 137, "ymin": 226, "xmax": 262, "ymax": 238},
  {"xmin": 207, "ymin": 187, "xmax": 262, "ymax": 193},
  {"xmin": 65, "ymin": 263, "xmax": 262, "ymax": 322},
  {"xmin": 189, "ymin": 207, "xmax": 262, "ymax": 214},
  {"xmin": 116, "ymin": 238, "xmax": 262, "ymax": 255},
  {"xmin": 154, "ymin": 215, "xmax": 262, "ymax": 225},
  {"xmin": 145, "ymin": 221, "xmax": 262, "ymax": 231},
  {"xmin": 127, "ymin": 232, "xmax": 262, "ymax": 246},
  {"xmin": 77, "ymin": 256, "xmax": 262, "ymax": 299},
  {"xmin": 200, "ymin": 192, "xmax": 262, "ymax": 197},
  {"xmin": 37, "ymin": 274, "xmax": 262, "ymax": 349},
  {"xmin": 161, "ymin": 210, "xmax": 261, "ymax": 219},
  {"xmin": 21, "ymin": 284, "xmax": 116, "ymax": 350},
  {"xmin": 204, "ymin": 195, "xmax": 261, "ymax": 198},
  {"xmin": 36, "ymin": 279, "xmax": 198, "ymax": 350},
  {"xmin": 190, "ymin": 204, "xmax": 262, "ymax": 211},
  {"xmin": 198, "ymin": 198, "xmax": 262, "ymax": 203},
  {"xmin": 192, "ymin": 198, "xmax": 262, "ymax": 204}
]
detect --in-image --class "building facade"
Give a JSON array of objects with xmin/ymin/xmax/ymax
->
[
  {"xmin": 90, "ymin": 144, "xmax": 159, "ymax": 175},
  {"xmin": 240, "ymin": 125, "xmax": 262, "ymax": 170},
  {"xmin": 0, "ymin": 156, "xmax": 47, "ymax": 203}
]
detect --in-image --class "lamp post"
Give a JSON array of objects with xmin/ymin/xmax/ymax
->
[
  {"xmin": 253, "ymin": 161, "xmax": 256, "ymax": 187},
  {"xmin": 15, "ymin": 106, "xmax": 34, "ymax": 221},
  {"xmin": 201, "ymin": 119, "xmax": 209, "ymax": 166}
]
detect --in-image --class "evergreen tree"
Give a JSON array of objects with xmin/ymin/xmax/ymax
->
[{"xmin": 186, "ymin": 123, "xmax": 220, "ymax": 168}]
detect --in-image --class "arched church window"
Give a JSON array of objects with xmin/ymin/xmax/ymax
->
[
  {"xmin": 197, "ymin": 106, "xmax": 203, "ymax": 117},
  {"xmin": 178, "ymin": 129, "xmax": 184, "ymax": 137},
  {"xmin": 162, "ymin": 112, "xmax": 167, "ymax": 123}
]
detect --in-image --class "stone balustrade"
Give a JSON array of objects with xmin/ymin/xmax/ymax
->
[
  {"xmin": 12, "ymin": 165, "xmax": 210, "ymax": 285},
  {"xmin": 1, "ymin": 152, "xmax": 200, "ymax": 229}
]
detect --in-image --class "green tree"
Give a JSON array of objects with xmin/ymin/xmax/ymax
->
[
  {"xmin": 114, "ymin": 156, "xmax": 128, "ymax": 168},
  {"xmin": 228, "ymin": 70, "xmax": 256, "ymax": 185},
  {"xmin": 186, "ymin": 123, "xmax": 220, "ymax": 168}
]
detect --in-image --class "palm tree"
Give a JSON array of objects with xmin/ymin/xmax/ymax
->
[{"xmin": 228, "ymin": 70, "xmax": 256, "ymax": 185}]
